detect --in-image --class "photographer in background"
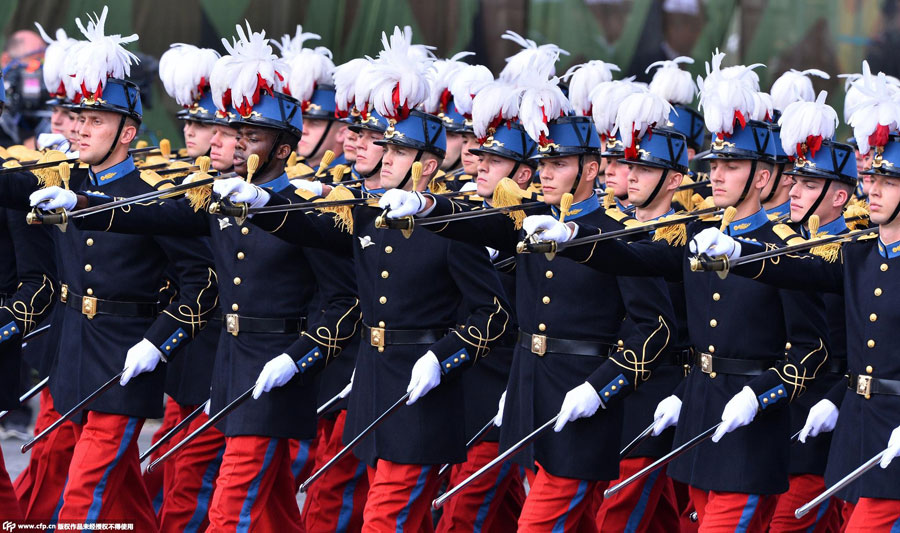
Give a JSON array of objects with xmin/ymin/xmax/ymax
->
[{"xmin": 1, "ymin": 30, "xmax": 48, "ymax": 149}]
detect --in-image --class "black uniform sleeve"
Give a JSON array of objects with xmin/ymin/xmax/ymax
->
[
  {"xmin": 560, "ymin": 222, "xmax": 685, "ymax": 280},
  {"xmin": 424, "ymin": 195, "xmax": 522, "ymax": 253},
  {"xmin": 249, "ymin": 191, "xmax": 355, "ymax": 256},
  {"xmin": 0, "ymin": 169, "xmax": 42, "ymax": 209},
  {"xmin": 73, "ymin": 193, "xmax": 210, "ymax": 236},
  {"xmin": 729, "ymin": 240, "xmax": 844, "ymax": 293}
]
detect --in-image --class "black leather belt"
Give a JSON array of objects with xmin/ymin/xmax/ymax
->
[
  {"xmin": 660, "ymin": 348, "xmax": 694, "ymax": 367},
  {"xmin": 518, "ymin": 331, "xmax": 614, "ymax": 357},
  {"xmin": 848, "ymin": 373, "xmax": 900, "ymax": 399},
  {"xmin": 826, "ymin": 358, "xmax": 847, "ymax": 375},
  {"xmin": 223, "ymin": 313, "xmax": 305, "ymax": 336},
  {"xmin": 61, "ymin": 285, "xmax": 158, "ymax": 320},
  {"xmin": 363, "ymin": 323, "xmax": 448, "ymax": 351},
  {"xmin": 694, "ymin": 352, "xmax": 779, "ymax": 377}
]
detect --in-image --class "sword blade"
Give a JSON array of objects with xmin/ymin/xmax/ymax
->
[
  {"xmin": 139, "ymin": 400, "xmax": 208, "ymax": 462},
  {"xmin": 795, "ymin": 448, "xmax": 886, "ymax": 518},
  {"xmin": 620, "ymin": 421, "xmax": 656, "ymax": 458},
  {"xmin": 0, "ymin": 377, "xmax": 50, "ymax": 422}
]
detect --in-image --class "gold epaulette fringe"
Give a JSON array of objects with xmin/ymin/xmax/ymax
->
[
  {"xmin": 651, "ymin": 219, "xmax": 687, "ymax": 246},
  {"xmin": 32, "ymin": 150, "xmax": 69, "ymax": 187},
  {"xmin": 184, "ymin": 173, "xmax": 213, "ymax": 212},
  {"xmin": 317, "ymin": 185, "xmax": 355, "ymax": 233},
  {"xmin": 491, "ymin": 178, "xmax": 527, "ymax": 229}
]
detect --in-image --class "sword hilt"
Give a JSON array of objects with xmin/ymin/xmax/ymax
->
[
  {"xmin": 26, "ymin": 209, "xmax": 67, "ymax": 226},
  {"xmin": 374, "ymin": 209, "xmax": 413, "ymax": 231},
  {"xmin": 689, "ymin": 253, "xmax": 728, "ymax": 273},
  {"xmin": 209, "ymin": 201, "xmax": 247, "ymax": 219}
]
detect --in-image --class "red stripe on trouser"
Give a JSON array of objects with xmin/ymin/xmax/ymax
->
[
  {"xmin": 58, "ymin": 412, "xmax": 157, "ymax": 528},
  {"xmin": 207, "ymin": 436, "xmax": 302, "ymax": 532},
  {"xmin": 13, "ymin": 388, "xmax": 76, "ymax": 521},
  {"xmin": 688, "ymin": 486, "xmax": 777, "ymax": 532},
  {"xmin": 158, "ymin": 408, "xmax": 224, "ymax": 533},
  {"xmin": 143, "ymin": 396, "xmax": 181, "ymax": 511},
  {"xmin": 436, "ymin": 440, "xmax": 525, "ymax": 533},
  {"xmin": 362, "ymin": 459, "xmax": 441, "ymax": 533},
  {"xmin": 289, "ymin": 435, "xmax": 319, "ymax": 494},
  {"xmin": 518, "ymin": 464, "xmax": 605, "ymax": 533},
  {"xmin": 0, "ymin": 445, "xmax": 23, "ymax": 520},
  {"xmin": 770, "ymin": 474, "xmax": 842, "ymax": 533},
  {"xmin": 844, "ymin": 498, "xmax": 900, "ymax": 532},
  {"xmin": 595, "ymin": 457, "xmax": 680, "ymax": 533},
  {"xmin": 302, "ymin": 411, "xmax": 369, "ymax": 533}
]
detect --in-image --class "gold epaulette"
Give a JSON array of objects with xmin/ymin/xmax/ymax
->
[
  {"xmin": 140, "ymin": 169, "xmax": 176, "ymax": 191},
  {"xmin": 772, "ymin": 223, "xmax": 807, "ymax": 246},
  {"xmin": 695, "ymin": 196, "xmax": 719, "ymax": 220},
  {"xmin": 6, "ymin": 145, "xmax": 41, "ymax": 161},
  {"xmin": 857, "ymin": 233, "xmax": 879, "ymax": 241},
  {"xmin": 294, "ymin": 188, "xmax": 318, "ymax": 201},
  {"xmin": 139, "ymin": 155, "xmax": 171, "ymax": 167},
  {"xmin": 0, "ymin": 146, "xmax": 10, "ymax": 159},
  {"xmin": 674, "ymin": 174, "xmax": 697, "ymax": 212},
  {"xmin": 429, "ymin": 169, "xmax": 450, "ymax": 194},
  {"xmin": 184, "ymin": 173, "xmax": 214, "ymax": 211},
  {"xmin": 604, "ymin": 206, "xmax": 633, "ymax": 224},
  {"xmin": 285, "ymin": 161, "xmax": 316, "ymax": 179},
  {"xmin": 177, "ymin": 148, "xmax": 188, "ymax": 157},
  {"xmin": 650, "ymin": 214, "xmax": 689, "ymax": 246},
  {"xmin": 844, "ymin": 199, "xmax": 870, "ymax": 230},
  {"xmin": 316, "ymin": 185, "xmax": 356, "ymax": 233},
  {"xmin": 492, "ymin": 177, "xmax": 527, "ymax": 229},
  {"xmin": 31, "ymin": 150, "xmax": 70, "ymax": 188},
  {"xmin": 329, "ymin": 164, "xmax": 353, "ymax": 183}
]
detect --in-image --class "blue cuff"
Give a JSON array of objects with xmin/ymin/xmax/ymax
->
[
  {"xmin": 757, "ymin": 385, "xmax": 787, "ymax": 410},
  {"xmin": 0, "ymin": 321, "xmax": 19, "ymax": 344},
  {"xmin": 159, "ymin": 328, "xmax": 187, "ymax": 356},
  {"xmin": 440, "ymin": 348, "xmax": 470, "ymax": 374},
  {"xmin": 297, "ymin": 347, "xmax": 324, "ymax": 373},
  {"xmin": 598, "ymin": 373, "xmax": 630, "ymax": 402}
]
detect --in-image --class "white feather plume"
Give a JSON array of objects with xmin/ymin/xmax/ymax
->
[
  {"xmin": 334, "ymin": 58, "xmax": 370, "ymax": 117},
  {"xmin": 696, "ymin": 50, "xmax": 764, "ymax": 136},
  {"xmin": 613, "ymin": 91, "xmax": 674, "ymax": 149},
  {"xmin": 275, "ymin": 26, "xmax": 335, "ymax": 104},
  {"xmin": 750, "ymin": 92, "xmax": 774, "ymax": 122},
  {"xmin": 34, "ymin": 24, "xmax": 78, "ymax": 98},
  {"xmin": 364, "ymin": 26, "xmax": 433, "ymax": 121},
  {"xmin": 159, "ymin": 44, "xmax": 220, "ymax": 107},
  {"xmin": 517, "ymin": 59, "xmax": 573, "ymax": 145},
  {"xmin": 770, "ymin": 68, "xmax": 830, "ymax": 113},
  {"xmin": 777, "ymin": 90, "xmax": 838, "ymax": 158},
  {"xmin": 564, "ymin": 60, "xmax": 621, "ymax": 116},
  {"xmin": 646, "ymin": 56, "xmax": 696, "ymax": 106},
  {"xmin": 216, "ymin": 22, "xmax": 286, "ymax": 116},
  {"xmin": 425, "ymin": 51, "xmax": 474, "ymax": 114},
  {"xmin": 209, "ymin": 54, "xmax": 234, "ymax": 112},
  {"xmin": 471, "ymin": 80, "xmax": 524, "ymax": 140},
  {"xmin": 68, "ymin": 6, "xmax": 139, "ymax": 100},
  {"xmin": 499, "ymin": 30, "xmax": 568, "ymax": 82},
  {"xmin": 847, "ymin": 61, "xmax": 900, "ymax": 154},
  {"xmin": 448, "ymin": 64, "xmax": 494, "ymax": 118},
  {"xmin": 589, "ymin": 78, "xmax": 646, "ymax": 137}
]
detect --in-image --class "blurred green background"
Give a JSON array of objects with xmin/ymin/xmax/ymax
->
[{"xmin": 0, "ymin": 0, "xmax": 891, "ymax": 145}]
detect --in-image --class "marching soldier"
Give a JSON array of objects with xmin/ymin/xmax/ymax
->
[{"xmin": 437, "ymin": 61, "xmax": 494, "ymax": 191}]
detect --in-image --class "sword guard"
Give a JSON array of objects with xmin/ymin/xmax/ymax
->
[
  {"xmin": 374, "ymin": 209, "xmax": 414, "ymax": 234},
  {"xmin": 689, "ymin": 253, "xmax": 729, "ymax": 277},
  {"xmin": 26, "ymin": 209, "xmax": 67, "ymax": 226}
]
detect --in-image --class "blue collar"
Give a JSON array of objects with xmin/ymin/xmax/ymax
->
[
  {"xmin": 614, "ymin": 197, "xmax": 634, "ymax": 214},
  {"xmin": 552, "ymin": 193, "xmax": 601, "ymax": 221},
  {"xmin": 877, "ymin": 238, "xmax": 900, "ymax": 259},
  {"xmin": 362, "ymin": 182, "xmax": 385, "ymax": 195},
  {"xmin": 350, "ymin": 164, "xmax": 361, "ymax": 180},
  {"xmin": 260, "ymin": 172, "xmax": 292, "ymax": 193},
  {"xmin": 89, "ymin": 157, "xmax": 136, "ymax": 186},
  {"xmin": 332, "ymin": 153, "xmax": 348, "ymax": 167},
  {"xmin": 649, "ymin": 207, "xmax": 676, "ymax": 222},
  {"xmin": 726, "ymin": 207, "xmax": 769, "ymax": 237},
  {"xmin": 801, "ymin": 216, "xmax": 847, "ymax": 238},
  {"xmin": 765, "ymin": 199, "xmax": 791, "ymax": 220}
]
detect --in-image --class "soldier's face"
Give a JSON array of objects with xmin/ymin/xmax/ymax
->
[
  {"xmin": 868, "ymin": 175, "xmax": 900, "ymax": 225},
  {"xmin": 50, "ymin": 106, "xmax": 75, "ymax": 136},
  {"xmin": 183, "ymin": 120, "xmax": 215, "ymax": 159},
  {"xmin": 341, "ymin": 125, "xmax": 357, "ymax": 163},
  {"xmin": 76, "ymin": 110, "xmax": 132, "ymax": 165},
  {"xmin": 354, "ymin": 129, "xmax": 385, "ymax": 175},
  {"xmin": 760, "ymin": 163, "xmax": 794, "ymax": 201},
  {"xmin": 297, "ymin": 118, "xmax": 332, "ymax": 158},
  {"xmin": 233, "ymin": 125, "xmax": 278, "ymax": 177},
  {"xmin": 209, "ymin": 125, "xmax": 237, "ymax": 172},
  {"xmin": 708, "ymin": 159, "xmax": 768, "ymax": 207},
  {"xmin": 461, "ymin": 134, "xmax": 480, "ymax": 175},
  {"xmin": 476, "ymin": 154, "xmax": 516, "ymax": 198},
  {"xmin": 626, "ymin": 164, "xmax": 666, "ymax": 206},
  {"xmin": 380, "ymin": 144, "xmax": 419, "ymax": 190},
  {"xmin": 604, "ymin": 157, "xmax": 629, "ymax": 198},
  {"xmin": 443, "ymin": 132, "xmax": 463, "ymax": 170},
  {"xmin": 537, "ymin": 155, "xmax": 581, "ymax": 206}
]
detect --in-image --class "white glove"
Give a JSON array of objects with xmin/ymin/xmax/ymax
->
[
  {"xmin": 880, "ymin": 425, "xmax": 900, "ymax": 469},
  {"xmin": 203, "ymin": 399, "xmax": 210, "ymax": 415},
  {"xmin": 378, "ymin": 189, "xmax": 426, "ymax": 218},
  {"xmin": 486, "ymin": 246, "xmax": 500, "ymax": 261},
  {"xmin": 522, "ymin": 215, "xmax": 576, "ymax": 243},
  {"xmin": 459, "ymin": 181, "xmax": 479, "ymax": 193},
  {"xmin": 291, "ymin": 179, "xmax": 324, "ymax": 196},
  {"xmin": 406, "ymin": 351, "xmax": 441, "ymax": 405},
  {"xmin": 554, "ymin": 382, "xmax": 603, "ymax": 433},
  {"xmin": 212, "ymin": 177, "xmax": 270, "ymax": 208},
  {"xmin": 29, "ymin": 186, "xmax": 77, "ymax": 211},
  {"xmin": 120, "ymin": 339, "xmax": 164, "ymax": 386},
  {"xmin": 712, "ymin": 386, "xmax": 759, "ymax": 442},
  {"xmin": 339, "ymin": 370, "xmax": 354, "ymax": 399},
  {"xmin": 689, "ymin": 227, "xmax": 742, "ymax": 259},
  {"xmin": 37, "ymin": 133, "xmax": 71, "ymax": 152},
  {"xmin": 494, "ymin": 390, "xmax": 507, "ymax": 427},
  {"xmin": 799, "ymin": 399, "xmax": 839, "ymax": 443},
  {"xmin": 252, "ymin": 353, "xmax": 299, "ymax": 399},
  {"xmin": 653, "ymin": 395, "xmax": 682, "ymax": 436}
]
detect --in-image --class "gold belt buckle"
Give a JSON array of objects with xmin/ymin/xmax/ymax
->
[
  {"xmin": 370, "ymin": 326, "xmax": 385, "ymax": 352},
  {"xmin": 81, "ymin": 295, "xmax": 97, "ymax": 319},
  {"xmin": 856, "ymin": 375, "xmax": 872, "ymax": 400},
  {"xmin": 531, "ymin": 334, "xmax": 547, "ymax": 356},
  {"xmin": 225, "ymin": 314, "xmax": 240, "ymax": 336},
  {"xmin": 700, "ymin": 352, "xmax": 713, "ymax": 374},
  {"xmin": 60, "ymin": 284, "xmax": 68, "ymax": 303}
]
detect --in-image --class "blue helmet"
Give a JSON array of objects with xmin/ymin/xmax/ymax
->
[
  {"xmin": 601, "ymin": 131, "xmax": 625, "ymax": 158},
  {"xmin": 664, "ymin": 105, "xmax": 705, "ymax": 151},
  {"xmin": 437, "ymin": 97, "xmax": 468, "ymax": 133},
  {"xmin": 767, "ymin": 123, "xmax": 791, "ymax": 165},
  {"xmin": 76, "ymin": 78, "xmax": 142, "ymax": 122},
  {"xmin": 302, "ymin": 84, "xmax": 338, "ymax": 120},
  {"xmin": 375, "ymin": 109, "xmax": 447, "ymax": 158},
  {"xmin": 698, "ymin": 120, "xmax": 776, "ymax": 162},
  {"xmin": 349, "ymin": 109, "xmax": 389, "ymax": 134},
  {"xmin": 864, "ymin": 134, "xmax": 900, "ymax": 178},
  {"xmin": 624, "ymin": 128, "xmax": 690, "ymax": 174},
  {"xmin": 530, "ymin": 115, "xmax": 602, "ymax": 160},
  {"xmin": 228, "ymin": 91, "xmax": 303, "ymax": 139},
  {"xmin": 470, "ymin": 121, "xmax": 537, "ymax": 166},
  {"xmin": 787, "ymin": 139, "xmax": 857, "ymax": 185},
  {"xmin": 177, "ymin": 92, "xmax": 218, "ymax": 124}
]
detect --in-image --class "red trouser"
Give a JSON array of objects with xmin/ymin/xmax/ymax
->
[
  {"xmin": 689, "ymin": 486, "xmax": 777, "ymax": 532},
  {"xmin": 58, "ymin": 411, "xmax": 157, "ymax": 528},
  {"xmin": 289, "ymin": 435, "xmax": 318, "ymax": 494},
  {"xmin": 301, "ymin": 412, "xmax": 369, "ymax": 533},
  {"xmin": 436, "ymin": 440, "xmax": 525, "ymax": 533},
  {"xmin": 519, "ymin": 465, "xmax": 606, "ymax": 533},
  {"xmin": 673, "ymin": 480, "xmax": 699, "ymax": 533},
  {"xmin": 144, "ymin": 396, "xmax": 181, "ymax": 513},
  {"xmin": 844, "ymin": 498, "xmax": 900, "ymax": 532},
  {"xmin": 0, "ymin": 445, "xmax": 22, "ymax": 520},
  {"xmin": 158, "ymin": 406, "xmax": 225, "ymax": 533},
  {"xmin": 362, "ymin": 459, "xmax": 441, "ymax": 533},
  {"xmin": 595, "ymin": 457, "xmax": 681, "ymax": 533},
  {"xmin": 13, "ymin": 388, "xmax": 76, "ymax": 521},
  {"xmin": 770, "ymin": 474, "xmax": 842, "ymax": 533},
  {"xmin": 207, "ymin": 436, "xmax": 301, "ymax": 532}
]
